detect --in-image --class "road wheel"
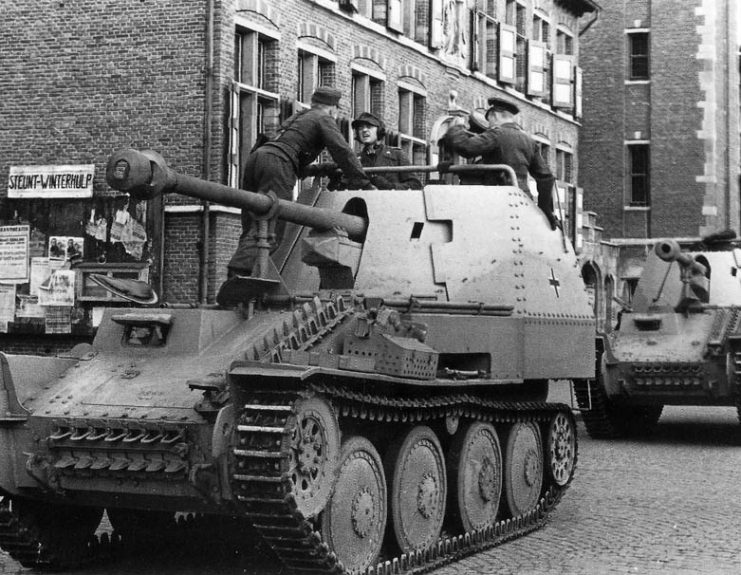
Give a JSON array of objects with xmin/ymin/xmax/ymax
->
[
  {"xmin": 321, "ymin": 436, "xmax": 386, "ymax": 574},
  {"xmin": 385, "ymin": 425, "xmax": 446, "ymax": 554},
  {"xmin": 502, "ymin": 422, "xmax": 543, "ymax": 517},
  {"xmin": 447, "ymin": 422, "xmax": 502, "ymax": 532}
]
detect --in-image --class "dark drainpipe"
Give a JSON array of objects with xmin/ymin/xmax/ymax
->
[{"xmin": 201, "ymin": 0, "xmax": 215, "ymax": 304}]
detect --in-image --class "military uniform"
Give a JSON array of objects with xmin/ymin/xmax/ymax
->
[
  {"xmin": 329, "ymin": 111, "xmax": 422, "ymax": 190},
  {"xmin": 228, "ymin": 87, "xmax": 371, "ymax": 275},
  {"xmin": 444, "ymin": 121, "xmax": 556, "ymax": 225},
  {"xmin": 357, "ymin": 143, "xmax": 422, "ymax": 190}
]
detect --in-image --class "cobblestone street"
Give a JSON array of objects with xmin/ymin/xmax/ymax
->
[{"xmin": 1, "ymin": 404, "xmax": 740, "ymax": 575}]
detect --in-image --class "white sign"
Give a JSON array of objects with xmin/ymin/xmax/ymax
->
[
  {"xmin": 8, "ymin": 165, "xmax": 95, "ymax": 198},
  {"xmin": 0, "ymin": 225, "xmax": 30, "ymax": 282}
]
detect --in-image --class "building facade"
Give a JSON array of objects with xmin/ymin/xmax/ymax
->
[
  {"xmin": 579, "ymin": 0, "xmax": 740, "ymax": 304},
  {"xmin": 0, "ymin": 0, "xmax": 597, "ymax": 353}
]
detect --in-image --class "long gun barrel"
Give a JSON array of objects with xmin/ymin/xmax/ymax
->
[{"xmin": 106, "ymin": 149, "xmax": 368, "ymax": 239}]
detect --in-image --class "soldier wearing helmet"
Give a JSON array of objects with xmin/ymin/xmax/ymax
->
[{"xmin": 330, "ymin": 112, "xmax": 422, "ymax": 190}]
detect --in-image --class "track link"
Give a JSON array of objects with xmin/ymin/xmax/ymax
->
[{"xmin": 232, "ymin": 384, "xmax": 575, "ymax": 575}]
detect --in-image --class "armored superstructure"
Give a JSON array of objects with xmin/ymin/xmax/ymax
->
[
  {"xmin": 0, "ymin": 149, "xmax": 594, "ymax": 573},
  {"xmin": 577, "ymin": 233, "xmax": 741, "ymax": 438}
]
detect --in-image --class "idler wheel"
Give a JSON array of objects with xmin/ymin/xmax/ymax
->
[
  {"xmin": 447, "ymin": 422, "xmax": 503, "ymax": 532},
  {"xmin": 385, "ymin": 425, "xmax": 446, "ymax": 553},
  {"xmin": 288, "ymin": 396, "xmax": 340, "ymax": 518},
  {"xmin": 545, "ymin": 411, "xmax": 577, "ymax": 487},
  {"xmin": 503, "ymin": 422, "xmax": 543, "ymax": 517},
  {"xmin": 321, "ymin": 436, "xmax": 386, "ymax": 574}
]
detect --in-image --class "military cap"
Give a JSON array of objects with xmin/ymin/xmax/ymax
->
[
  {"xmin": 468, "ymin": 109, "xmax": 489, "ymax": 134},
  {"xmin": 351, "ymin": 112, "xmax": 384, "ymax": 130},
  {"xmin": 311, "ymin": 86, "xmax": 342, "ymax": 106},
  {"xmin": 486, "ymin": 96, "xmax": 520, "ymax": 117}
]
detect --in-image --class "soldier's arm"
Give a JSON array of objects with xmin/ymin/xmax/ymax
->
[
  {"xmin": 319, "ymin": 116, "xmax": 372, "ymax": 187},
  {"xmin": 443, "ymin": 125, "xmax": 497, "ymax": 159}
]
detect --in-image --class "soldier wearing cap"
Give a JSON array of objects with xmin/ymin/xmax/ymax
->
[
  {"xmin": 227, "ymin": 86, "xmax": 373, "ymax": 276},
  {"xmin": 443, "ymin": 96, "xmax": 558, "ymax": 229},
  {"xmin": 329, "ymin": 112, "xmax": 422, "ymax": 190}
]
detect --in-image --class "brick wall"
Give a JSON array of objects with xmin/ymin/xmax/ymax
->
[{"xmin": 581, "ymin": 0, "xmax": 738, "ymax": 240}]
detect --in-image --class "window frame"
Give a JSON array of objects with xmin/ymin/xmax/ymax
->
[
  {"xmin": 627, "ymin": 30, "xmax": 650, "ymax": 81},
  {"xmin": 229, "ymin": 23, "xmax": 281, "ymax": 188},
  {"xmin": 397, "ymin": 81, "xmax": 428, "ymax": 168},
  {"xmin": 627, "ymin": 143, "xmax": 650, "ymax": 206},
  {"xmin": 296, "ymin": 42, "xmax": 337, "ymax": 106}
]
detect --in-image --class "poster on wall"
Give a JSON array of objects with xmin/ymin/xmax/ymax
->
[
  {"xmin": 0, "ymin": 225, "xmax": 30, "ymax": 283},
  {"xmin": 37, "ymin": 270, "xmax": 75, "ymax": 307},
  {"xmin": 8, "ymin": 165, "xmax": 94, "ymax": 198},
  {"xmin": 30, "ymin": 257, "xmax": 66, "ymax": 296},
  {"xmin": 48, "ymin": 236, "xmax": 84, "ymax": 261},
  {"xmin": 0, "ymin": 284, "xmax": 15, "ymax": 333}
]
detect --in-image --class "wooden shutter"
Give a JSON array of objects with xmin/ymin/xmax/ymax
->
[
  {"xmin": 498, "ymin": 23, "xmax": 516, "ymax": 84},
  {"xmin": 552, "ymin": 54, "xmax": 574, "ymax": 109},
  {"xmin": 527, "ymin": 41, "xmax": 546, "ymax": 97},
  {"xmin": 387, "ymin": 0, "xmax": 403, "ymax": 32},
  {"xmin": 227, "ymin": 82, "xmax": 240, "ymax": 188},
  {"xmin": 430, "ymin": 0, "xmax": 443, "ymax": 48},
  {"xmin": 574, "ymin": 66, "xmax": 583, "ymax": 119}
]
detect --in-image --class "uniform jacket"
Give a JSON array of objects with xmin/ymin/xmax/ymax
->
[
  {"xmin": 266, "ymin": 108, "xmax": 371, "ymax": 188},
  {"xmin": 329, "ymin": 142, "xmax": 422, "ymax": 190},
  {"xmin": 358, "ymin": 143, "xmax": 422, "ymax": 190},
  {"xmin": 444, "ymin": 123, "xmax": 555, "ymax": 213}
]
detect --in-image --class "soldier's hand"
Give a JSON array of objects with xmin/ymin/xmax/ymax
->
[
  {"xmin": 370, "ymin": 175, "xmax": 393, "ymax": 189},
  {"xmin": 546, "ymin": 212, "xmax": 561, "ymax": 231}
]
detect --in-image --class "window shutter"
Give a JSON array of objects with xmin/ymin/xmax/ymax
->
[
  {"xmin": 387, "ymin": 0, "xmax": 403, "ymax": 32},
  {"xmin": 527, "ymin": 40, "xmax": 546, "ymax": 97},
  {"xmin": 498, "ymin": 23, "xmax": 516, "ymax": 84},
  {"xmin": 430, "ymin": 0, "xmax": 443, "ymax": 48},
  {"xmin": 471, "ymin": 12, "xmax": 481, "ymax": 71},
  {"xmin": 227, "ymin": 82, "xmax": 240, "ymax": 188},
  {"xmin": 574, "ymin": 66, "xmax": 583, "ymax": 119},
  {"xmin": 552, "ymin": 54, "xmax": 574, "ymax": 109}
]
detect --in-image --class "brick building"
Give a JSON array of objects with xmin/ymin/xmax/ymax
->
[
  {"xmin": 579, "ymin": 0, "xmax": 740, "ymax": 306},
  {"xmin": 0, "ymin": 0, "xmax": 598, "ymax": 353}
]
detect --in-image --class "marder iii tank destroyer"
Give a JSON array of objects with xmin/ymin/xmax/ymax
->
[
  {"xmin": 576, "ymin": 232, "xmax": 741, "ymax": 438},
  {"xmin": 0, "ymin": 149, "xmax": 594, "ymax": 573}
]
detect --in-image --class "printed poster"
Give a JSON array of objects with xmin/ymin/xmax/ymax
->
[
  {"xmin": 0, "ymin": 225, "xmax": 30, "ymax": 283},
  {"xmin": 49, "ymin": 236, "xmax": 84, "ymax": 261},
  {"xmin": 37, "ymin": 270, "xmax": 75, "ymax": 307},
  {"xmin": 0, "ymin": 284, "xmax": 15, "ymax": 333}
]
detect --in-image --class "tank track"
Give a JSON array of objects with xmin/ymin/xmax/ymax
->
[{"xmin": 232, "ymin": 384, "xmax": 575, "ymax": 575}]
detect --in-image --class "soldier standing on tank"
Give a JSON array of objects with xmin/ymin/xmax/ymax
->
[
  {"xmin": 329, "ymin": 112, "xmax": 422, "ymax": 190},
  {"xmin": 443, "ymin": 97, "xmax": 558, "ymax": 229},
  {"xmin": 227, "ymin": 86, "xmax": 374, "ymax": 276}
]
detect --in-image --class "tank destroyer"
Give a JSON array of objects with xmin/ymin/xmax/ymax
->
[
  {"xmin": 0, "ymin": 149, "xmax": 594, "ymax": 573},
  {"xmin": 576, "ymin": 232, "xmax": 741, "ymax": 438}
]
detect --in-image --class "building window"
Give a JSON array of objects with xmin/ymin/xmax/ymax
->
[
  {"xmin": 473, "ymin": 2, "xmax": 497, "ymax": 77},
  {"xmin": 297, "ymin": 48, "xmax": 336, "ymax": 105},
  {"xmin": 556, "ymin": 148, "xmax": 573, "ymax": 184},
  {"xmin": 398, "ymin": 87, "xmax": 428, "ymax": 169},
  {"xmin": 556, "ymin": 28, "xmax": 573, "ymax": 56},
  {"xmin": 628, "ymin": 32, "xmax": 649, "ymax": 80},
  {"xmin": 532, "ymin": 13, "xmax": 550, "ymax": 49},
  {"xmin": 351, "ymin": 70, "xmax": 385, "ymax": 122},
  {"xmin": 230, "ymin": 28, "xmax": 280, "ymax": 187},
  {"xmin": 628, "ymin": 144, "xmax": 650, "ymax": 205}
]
